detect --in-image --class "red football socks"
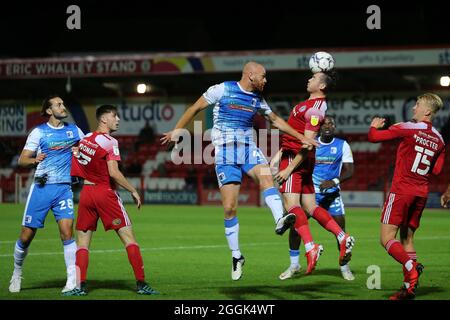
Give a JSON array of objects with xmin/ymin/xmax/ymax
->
[
  {"xmin": 126, "ymin": 243, "xmax": 145, "ymax": 282},
  {"xmin": 385, "ymin": 239, "xmax": 411, "ymax": 265},
  {"xmin": 312, "ymin": 206, "xmax": 343, "ymax": 236},
  {"xmin": 289, "ymin": 206, "xmax": 314, "ymax": 244},
  {"xmin": 76, "ymin": 247, "xmax": 89, "ymax": 282}
]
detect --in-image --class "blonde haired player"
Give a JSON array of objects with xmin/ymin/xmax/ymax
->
[{"xmin": 368, "ymin": 93, "xmax": 445, "ymax": 300}]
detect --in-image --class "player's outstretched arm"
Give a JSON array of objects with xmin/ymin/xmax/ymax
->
[
  {"xmin": 267, "ymin": 112, "xmax": 319, "ymax": 147},
  {"xmin": 161, "ymin": 96, "xmax": 210, "ymax": 145},
  {"xmin": 18, "ymin": 149, "xmax": 46, "ymax": 168},
  {"xmin": 368, "ymin": 117, "xmax": 402, "ymax": 142},
  {"xmin": 107, "ymin": 160, "xmax": 141, "ymax": 209}
]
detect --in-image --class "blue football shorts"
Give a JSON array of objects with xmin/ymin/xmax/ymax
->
[
  {"xmin": 215, "ymin": 142, "xmax": 268, "ymax": 188},
  {"xmin": 316, "ymin": 192, "xmax": 346, "ymax": 216},
  {"xmin": 22, "ymin": 183, "xmax": 74, "ymax": 228}
]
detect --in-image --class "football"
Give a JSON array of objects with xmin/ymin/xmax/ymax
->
[{"xmin": 309, "ymin": 51, "xmax": 335, "ymax": 73}]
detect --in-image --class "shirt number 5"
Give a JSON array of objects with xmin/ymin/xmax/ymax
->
[{"xmin": 411, "ymin": 145, "xmax": 434, "ymax": 176}]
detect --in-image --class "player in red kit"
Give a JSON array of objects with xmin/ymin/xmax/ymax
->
[
  {"xmin": 64, "ymin": 105, "xmax": 159, "ymax": 296},
  {"xmin": 368, "ymin": 93, "xmax": 445, "ymax": 300},
  {"xmin": 272, "ymin": 71, "xmax": 355, "ymax": 276}
]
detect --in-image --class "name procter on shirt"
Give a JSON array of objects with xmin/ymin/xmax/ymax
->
[{"xmin": 368, "ymin": 121, "xmax": 445, "ymax": 197}]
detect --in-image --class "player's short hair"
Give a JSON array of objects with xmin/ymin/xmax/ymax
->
[
  {"xmin": 418, "ymin": 93, "xmax": 443, "ymax": 115},
  {"xmin": 320, "ymin": 70, "xmax": 338, "ymax": 93},
  {"xmin": 40, "ymin": 94, "xmax": 61, "ymax": 117},
  {"xmin": 96, "ymin": 104, "xmax": 118, "ymax": 121},
  {"xmin": 324, "ymin": 115, "xmax": 336, "ymax": 125}
]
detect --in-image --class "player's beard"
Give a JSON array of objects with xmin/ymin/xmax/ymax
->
[
  {"xmin": 254, "ymin": 81, "xmax": 265, "ymax": 93},
  {"xmin": 321, "ymin": 133, "xmax": 333, "ymax": 143},
  {"xmin": 110, "ymin": 123, "xmax": 119, "ymax": 133},
  {"xmin": 54, "ymin": 112, "xmax": 68, "ymax": 120}
]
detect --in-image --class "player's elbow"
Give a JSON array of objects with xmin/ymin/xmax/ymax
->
[
  {"xmin": 18, "ymin": 156, "xmax": 30, "ymax": 167},
  {"xmin": 17, "ymin": 157, "xmax": 26, "ymax": 167}
]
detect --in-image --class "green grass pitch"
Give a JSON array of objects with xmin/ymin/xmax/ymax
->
[{"xmin": 0, "ymin": 203, "xmax": 449, "ymax": 300}]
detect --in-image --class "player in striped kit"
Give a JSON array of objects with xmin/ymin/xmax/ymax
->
[
  {"xmin": 8, "ymin": 95, "xmax": 84, "ymax": 294},
  {"xmin": 161, "ymin": 61, "xmax": 318, "ymax": 281},
  {"xmin": 368, "ymin": 93, "xmax": 445, "ymax": 300},
  {"xmin": 277, "ymin": 116, "xmax": 355, "ymax": 281},
  {"xmin": 64, "ymin": 105, "xmax": 158, "ymax": 296}
]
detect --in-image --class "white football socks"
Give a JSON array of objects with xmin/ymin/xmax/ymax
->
[
  {"xmin": 13, "ymin": 240, "xmax": 28, "ymax": 276},
  {"xmin": 263, "ymin": 187, "xmax": 284, "ymax": 223},
  {"xmin": 224, "ymin": 217, "xmax": 241, "ymax": 259}
]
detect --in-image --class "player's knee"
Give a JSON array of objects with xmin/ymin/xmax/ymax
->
[
  {"xmin": 60, "ymin": 230, "xmax": 73, "ymax": 241},
  {"xmin": 223, "ymin": 204, "xmax": 237, "ymax": 218},
  {"xmin": 19, "ymin": 237, "xmax": 32, "ymax": 248},
  {"xmin": 303, "ymin": 205, "xmax": 315, "ymax": 217},
  {"xmin": 259, "ymin": 175, "xmax": 274, "ymax": 190},
  {"xmin": 19, "ymin": 227, "xmax": 36, "ymax": 246}
]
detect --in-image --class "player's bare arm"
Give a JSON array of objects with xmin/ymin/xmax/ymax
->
[
  {"xmin": 269, "ymin": 149, "xmax": 282, "ymax": 170},
  {"xmin": 160, "ymin": 96, "xmax": 210, "ymax": 145},
  {"xmin": 266, "ymin": 112, "xmax": 319, "ymax": 147},
  {"xmin": 107, "ymin": 160, "xmax": 141, "ymax": 209},
  {"xmin": 320, "ymin": 162, "xmax": 354, "ymax": 191},
  {"xmin": 274, "ymin": 149, "xmax": 306, "ymax": 184},
  {"xmin": 274, "ymin": 129, "xmax": 316, "ymax": 183},
  {"xmin": 18, "ymin": 149, "xmax": 46, "ymax": 168}
]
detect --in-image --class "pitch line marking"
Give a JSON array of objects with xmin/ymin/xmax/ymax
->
[{"xmin": 2, "ymin": 236, "xmax": 450, "ymax": 257}]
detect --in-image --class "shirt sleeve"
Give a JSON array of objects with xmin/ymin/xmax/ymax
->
[
  {"xmin": 258, "ymin": 98, "xmax": 273, "ymax": 116},
  {"xmin": 23, "ymin": 128, "xmax": 41, "ymax": 152},
  {"xmin": 77, "ymin": 127, "xmax": 85, "ymax": 140},
  {"xmin": 368, "ymin": 123, "xmax": 408, "ymax": 142},
  {"xmin": 432, "ymin": 148, "xmax": 445, "ymax": 175},
  {"xmin": 107, "ymin": 139, "xmax": 121, "ymax": 161},
  {"xmin": 203, "ymin": 83, "xmax": 225, "ymax": 105},
  {"xmin": 342, "ymin": 141, "xmax": 354, "ymax": 163},
  {"xmin": 304, "ymin": 107, "xmax": 325, "ymax": 132}
]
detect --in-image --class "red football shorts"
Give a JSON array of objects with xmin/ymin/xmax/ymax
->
[
  {"xmin": 278, "ymin": 151, "xmax": 315, "ymax": 194},
  {"xmin": 381, "ymin": 192, "xmax": 427, "ymax": 229},
  {"xmin": 76, "ymin": 185, "xmax": 132, "ymax": 232}
]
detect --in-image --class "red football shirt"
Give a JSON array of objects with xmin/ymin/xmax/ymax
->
[
  {"xmin": 281, "ymin": 97, "xmax": 327, "ymax": 153},
  {"xmin": 368, "ymin": 121, "xmax": 445, "ymax": 197},
  {"xmin": 71, "ymin": 132, "xmax": 121, "ymax": 188}
]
